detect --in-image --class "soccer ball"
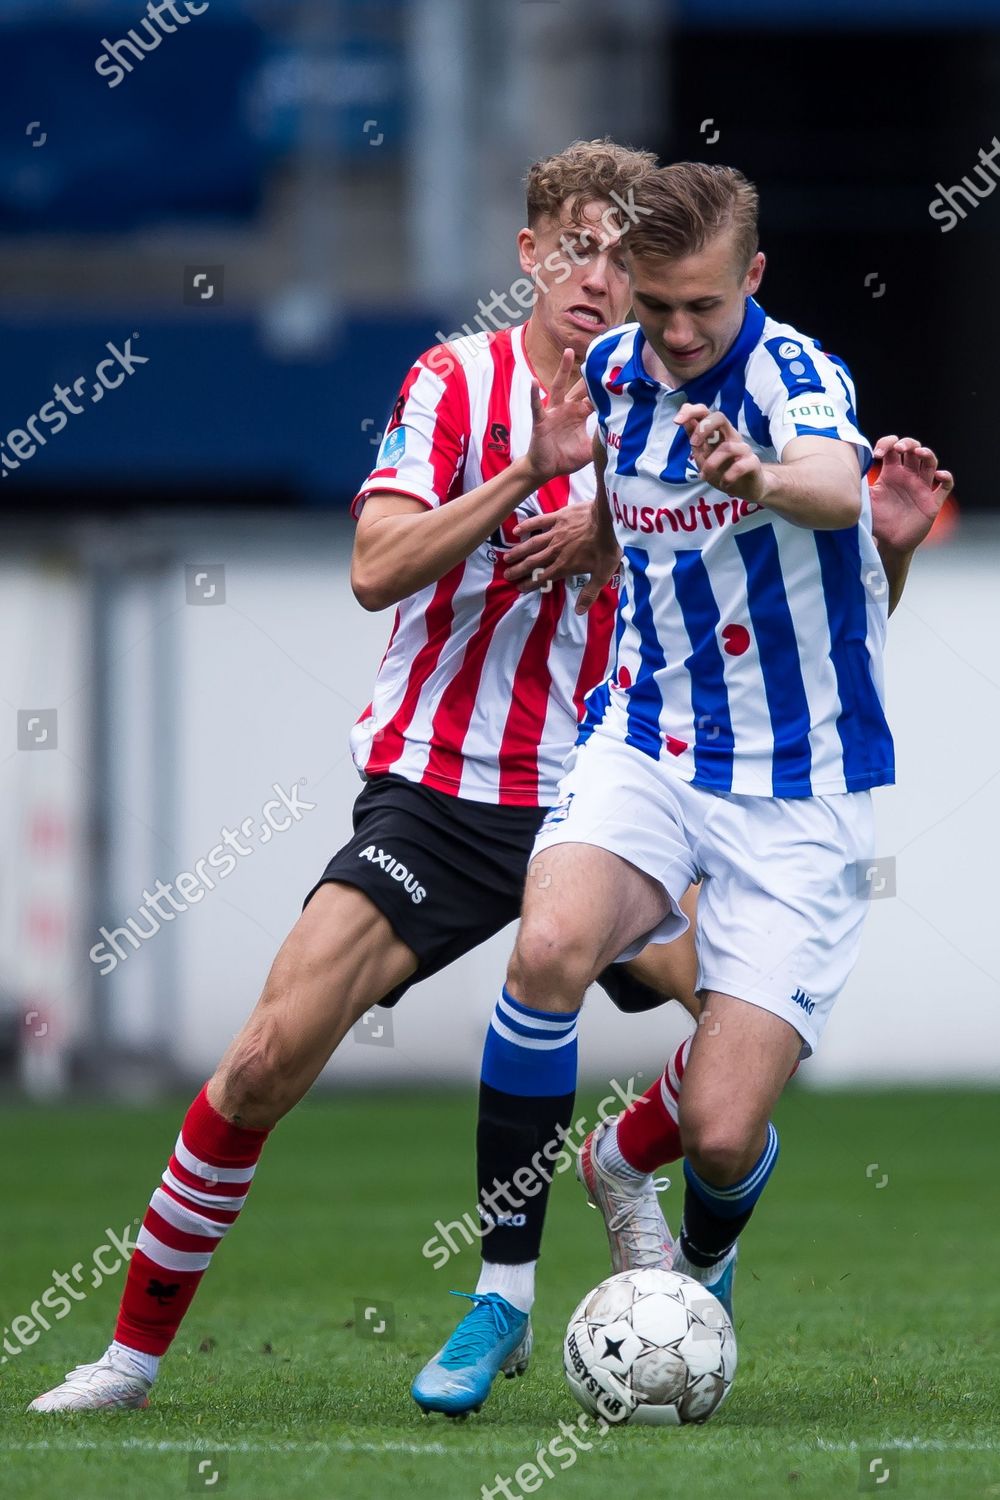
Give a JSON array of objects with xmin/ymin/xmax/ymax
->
[{"xmin": 563, "ymin": 1267, "xmax": 736, "ymax": 1426}]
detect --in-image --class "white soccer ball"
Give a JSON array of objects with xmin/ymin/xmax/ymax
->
[{"xmin": 563, "ymin": 1267, "xmax": 737, "ymax": 1426}]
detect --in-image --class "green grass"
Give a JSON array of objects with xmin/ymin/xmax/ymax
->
[{"xmin": 1, "ymin": 1087, "xmax": 997, "ymax": 1499}]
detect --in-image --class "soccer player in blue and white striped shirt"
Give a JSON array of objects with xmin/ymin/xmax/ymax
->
[{"xmin": 499, "ymin": 162, "xmax": 917, "ymax": 1328}]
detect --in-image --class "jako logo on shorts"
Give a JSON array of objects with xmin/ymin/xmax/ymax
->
[{"xmin": 358, "ymin": 845, "xmax": 426, "ymax": 904}]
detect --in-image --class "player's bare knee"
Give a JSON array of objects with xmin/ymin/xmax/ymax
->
[
  {"xmin": 679, "ymin": 1109, "xmax": 757, "ymax": 1183},
  {"xmin": 508, "ymin": 919, "xmax": 592, "ymax": 1011}
]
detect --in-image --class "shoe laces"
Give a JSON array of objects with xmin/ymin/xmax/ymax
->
[
  {"xmin": 604, "ymin": 1176, "xmax": 672, "ymax": 1265},
  {"xmin": 68, "ymin": 1348, "xmax": 149, "ymax": 1383},
  {"xmin": 61, "ymin": 1356, "xmax": 119, "ymax": 1386},
  {"xmin": 437, "ymin": 1292, "xmax": 515, "ymax": 1369}
]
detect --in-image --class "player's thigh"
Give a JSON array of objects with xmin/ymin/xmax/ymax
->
[
  {"xmin": 260, "ymin": 878, "xmax": 417, "ymax": 1032},
  {"xmin": 212, "ymin": 882, "xmax": 417, "ymax": 1114},
  {"xmin": 679, "ymin": 989, "xmax": 801, "ymax": 1160},
  {"xmin": 623, "ymin": 884, "xmax": 701, "ymax": 1017},
  {"xmin": 694, "ymin": 789, "xmax": 875, "ymax": 1055},
  {"xmin": 513, "ymin": 734, "xmax": 700, "ymax": 1003},
  {"xmin": 511, "ymin": 842, "xmax": 673, "ymax": 1001}
]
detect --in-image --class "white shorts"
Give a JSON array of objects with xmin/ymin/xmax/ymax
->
[{"xmin": 533, "ymin": 731, "xmax": 876, "ymax": 1055}]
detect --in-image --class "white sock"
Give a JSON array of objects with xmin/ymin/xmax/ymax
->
[
  {"xmin": 108, "ymin": 1339, "xmax": 160, "ymax": 1384},
  {"xmin": 671, "ymin": 1242, "xmax": 736, "ymax": 1285},
  {"xmin": 475, "ymin": 1260, "xmax": 536, "ymax": 1315},
  {"xmin": 595, "ymin": 1122, "xmax": 649, "ymax": 1186}
]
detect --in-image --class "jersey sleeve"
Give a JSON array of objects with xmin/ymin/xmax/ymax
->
[
  {"xmin": 351, "ymin": 343, "xmax": 471, "ymax": 519},
  {"xmin": 747, "ymin": 336, "xmax": 872, "ymax": 474}
]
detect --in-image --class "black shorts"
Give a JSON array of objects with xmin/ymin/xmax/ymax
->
[
  {"xmin": 304, "ymin": 774, "xmax": 544, "ymax": 1008},
  {"xmin": 304, "ymin": 773, "xmax": 671, "ymax": 1014}
]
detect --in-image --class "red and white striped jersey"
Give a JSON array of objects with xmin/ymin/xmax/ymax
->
[{"xmin": 350, "ymin": 323, "xmax": 617, "ymax": 807}]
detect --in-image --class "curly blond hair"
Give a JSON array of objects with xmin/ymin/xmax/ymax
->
[{"xmin": 525, "ymin": 138, "xmax": 658, "ymax": 227}]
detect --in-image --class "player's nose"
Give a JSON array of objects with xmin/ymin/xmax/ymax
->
[
  {"xmin": 663, "ymin": 315, "xmax": 696, "ymax": 349},
  {"xmin": 581, "ymin": 255, "xmax": 612, "ymax": 295}
]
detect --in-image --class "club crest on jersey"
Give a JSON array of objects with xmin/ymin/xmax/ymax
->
[
  {"xmin": 377, "ymin": 426, "xmax": 405, "ymax": 468},
  {"xmin": 487, "ymin": 420, "xmax": 511, "ymax": 455},
  {"xmin": 541, "ymin": 791, "xmax": 575, "ymax": 828},
  {"xmin": 485, "ymin": 503, "xmax": 531, "ymax": 563}
]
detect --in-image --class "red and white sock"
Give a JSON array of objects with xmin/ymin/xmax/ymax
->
[
  {"xmin": 610, "ymin": 1036, "xmax": 690, "ymax": 1173},
  {"xmin": 607, "ymin": 1035, "xmax": 801, "ymax": 1179},
  {"xmin": 113, "ymin": 1085, "xmax": 268, "ymax": 1364}
]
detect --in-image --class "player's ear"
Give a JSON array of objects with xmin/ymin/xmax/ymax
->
[
  {"xmin": 745, "ymin": 251, "xmax": 765, "ymax": 297},
  {"xmin": 517, "ymin": 226, "xmax": 538, "ymax": 278}
]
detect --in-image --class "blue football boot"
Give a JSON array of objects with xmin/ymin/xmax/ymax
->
[
  {"xmin": 705, "ymin": 1248, "xmax": 736, "ymax": 1323},
  {"xmin": 411, "ymin": 1291, "xmax": 532, "ymax": 1417}
]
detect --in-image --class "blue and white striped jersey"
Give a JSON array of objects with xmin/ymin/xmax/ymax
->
[{"xmin": 580, "ymin": 297, "xmax": 894, "ymax": 798}]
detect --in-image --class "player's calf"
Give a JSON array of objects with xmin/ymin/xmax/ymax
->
[
  {"xmin": 28, "ymin": 884, "xmax": 417, "ymax": 1414},
  {"xmin": 671, "ymin": 1122, "xmax": 781, "ymax": 1322},
  {"xmin": 670, "ymin": 993, "xmax": 799, "ymax": 1319}
]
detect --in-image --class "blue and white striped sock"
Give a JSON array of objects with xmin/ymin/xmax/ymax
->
[
  {"xmin": 676, "ymin": 1122, "xmax": 780, "ymax": 1276},
  {"xmin": 475, "ymin": 986, "xmax": 581, "ymax": 1278},
  {"xmin": 480, "ymin": 986, "xmax": 579, "ymax": 1098}
]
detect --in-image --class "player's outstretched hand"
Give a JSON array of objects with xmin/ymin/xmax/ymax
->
[
  {"xmin": 525, "ymin": 349, "xmax": 595, "ymax": 483},
  {"xmin": 675, "ymin": 402, "xmax": 766, "ymax": 503},
  {"xmin": 870, "ymin": 435, "xmax": 954, "ymax": 555},
  {"xmin": 504, "ymin": 504, "xmax": 606, "ymax": 593},
  {"xmin": 575, "ymin": 534, "xmax": 622, "ymax": 616}
]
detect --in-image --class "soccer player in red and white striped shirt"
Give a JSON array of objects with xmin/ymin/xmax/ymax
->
[{"xmin": 30, "ymin": 138, "xmax": 699, "ymax": 1415}]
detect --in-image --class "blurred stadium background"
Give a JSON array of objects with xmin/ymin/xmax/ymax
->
[{"xmin": 2, "ymin": 0, "xmax": 998, "ymax": 1106}]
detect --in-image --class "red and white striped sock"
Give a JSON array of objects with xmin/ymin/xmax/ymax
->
[
  {"xmin": 614, "ymin": 1036, "xmax": 690, "ymax": 1172},
  {"xmin": 114, "ymin": 1085, "xmax": 268, "ymax": 1358},
  {"xmin": 614, "ymin": 1036, "xmax": 801, "ymax": 1176}
]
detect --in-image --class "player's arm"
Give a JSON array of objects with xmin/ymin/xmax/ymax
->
[
  {"xmin": 869, "ymin": 435, "xmax": 955, "ymax": 614},
  {"xmin": 351, "ymin": 351, "xmax": 593, "ymax": 610},
  {"xmin": 353, "ymin": 466, "xmax": 547, "ymax": 610},
  {"xmin": 575, "ymin": 435, "xmax": 623, "ymax": 615},
  {"xmin": 676, "ymin": 403, "xmax": 862, "ymax": 530}
]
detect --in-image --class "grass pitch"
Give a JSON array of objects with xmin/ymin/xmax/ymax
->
[{"xmin": 2, "ymin": 1085, "xmax": 997, "ymax": 1499}]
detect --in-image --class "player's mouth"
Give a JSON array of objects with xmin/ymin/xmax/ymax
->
[
  {"xmin": 666, "ymin": 344, "xmax": 708, "ymax": 365},
  {"xmin": 565, "ymin": 305, "xmax": 606, "ymax": 332}
]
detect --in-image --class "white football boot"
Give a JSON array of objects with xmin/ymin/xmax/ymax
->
[
  {"xmin": 28, "ymin": 1349, "xmax": 151, "ymax": 1412},
  {"xmin": 576, "ymin": 1120, "xmax": 674, "ymax": 1273}
]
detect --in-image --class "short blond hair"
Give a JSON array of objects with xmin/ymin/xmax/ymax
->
[
  {"xmin": 525, "ymin": 137, "xmax": 658, "ymax": 228},
  {"xmin": 626, "ymin": 163, "xmax": 760, "ymax": 270}
]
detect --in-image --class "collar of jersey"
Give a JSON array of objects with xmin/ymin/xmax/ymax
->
[{"xmin": 614, "ymin": 296, "xmax": 767, "ymax": 403}]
